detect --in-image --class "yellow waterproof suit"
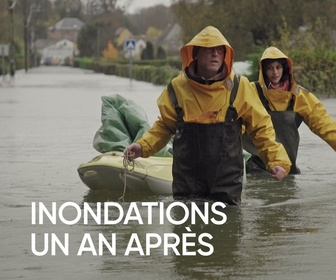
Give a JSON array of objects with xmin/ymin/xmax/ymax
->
[
  {"xmin": 244, "ymin": 46, "xmax": 336, "ymax": 174},
  {"xmin": 137, "ymin": 27, "xmax": 291, "ymax": 204}
]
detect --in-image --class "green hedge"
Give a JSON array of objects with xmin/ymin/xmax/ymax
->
[
  {"xmin": 290, "ymin": 49, "xmax": 336, "ymax": 98},
  {"xmin": 73, "ymin": 57, "xmax": 181, "ymax": 85}
]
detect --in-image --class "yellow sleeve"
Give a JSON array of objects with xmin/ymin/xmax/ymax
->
[
  {"xmin": 136, "ymin": 87, "xmax": 177, "ymax": 157},
  {"xmin": 295, "ymin": 90, "xmax": 336, "ymax": 151}
]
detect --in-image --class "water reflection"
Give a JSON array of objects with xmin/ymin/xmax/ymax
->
[
  {"xmin": 243, "ymin": 175, "xmax": 305, "ymax": 237},
  {"xmin": 82, "ymin": 191, "xmax": 244, "ymax": 279},
  {"xmin": 80, "ymin": 174, "xmax": 329, "ymax": 279},
  {"xmin": 235, "ymin": 175, "xmax": 324, "ymax": 276},
  {"xmin": 81, "ymin": 192, "xmax": 177, "ymax": 278},
  {"xmin": 82, "ymin": 188, "xmax": 169, "ymax": 204},
  {"xmin": 244, "ymin": 174, "xmax": 299, "ymax": 205},
  {"xmin": 2, "ymin": 67, "xmax": 336, "ymax": 280},
  {"xmin": 172, "ymin": 204, "xmax": 242, "ymax": 279}
]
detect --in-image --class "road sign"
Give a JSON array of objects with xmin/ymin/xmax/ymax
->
[
  {"xmin": 124, "ymin": 39, "xmax": 136, "ymax": 51},
  {"xmin": 0, "ymin": 44, "xmax": 9, "ymax": 56}
]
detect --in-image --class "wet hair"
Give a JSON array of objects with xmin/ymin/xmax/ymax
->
[{"xmin": 262, "ymin": 58, "xmax": 290, "ymax": 86}]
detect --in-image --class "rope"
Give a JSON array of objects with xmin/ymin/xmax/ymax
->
[{"xmin": 118, "ymin": 151, "xmax": 135, "ymax": 202}]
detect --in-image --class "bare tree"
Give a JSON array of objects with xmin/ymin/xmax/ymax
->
[{"xmin": 84, "ymin": 0, "xmax": 118, "ymax": 16}]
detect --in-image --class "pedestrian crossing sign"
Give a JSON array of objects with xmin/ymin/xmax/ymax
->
[{"xmin": 124, "ymin": 39, "xmax": 136, "ymax": 51}]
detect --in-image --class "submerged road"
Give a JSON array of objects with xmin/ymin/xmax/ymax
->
[{"xmin": 1, "ymin": 66, "xmax": 336, "ymax": 280}]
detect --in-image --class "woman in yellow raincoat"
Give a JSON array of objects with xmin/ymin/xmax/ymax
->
[
  {"xmin": 243, "ymin": 46, "xmax": 336, "ymax": 174},
  {"xmin": 126, "ymin": 26, "xmax": 291, "ymax": 205}
]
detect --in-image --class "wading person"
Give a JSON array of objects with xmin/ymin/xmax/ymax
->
[
  {"xmin": 243, "ymin": 46, "xmax": 336, "ymax": 174},
  {"xmin": 126, "ymin": 26, "xmax": 291, "ymax": 205}
]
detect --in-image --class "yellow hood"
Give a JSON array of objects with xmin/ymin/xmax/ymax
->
[
  {"xmin": 180, "ymin": 26, "xmax": 234, "ymax": 76},
  {"xmin": 258, "ymin": 46, "xmax": 295, "ymax": 90}
]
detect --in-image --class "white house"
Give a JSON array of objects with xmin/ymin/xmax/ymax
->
[{"xmin": 36, "ymin": 39, "xmax": 76, "ymax": 65}]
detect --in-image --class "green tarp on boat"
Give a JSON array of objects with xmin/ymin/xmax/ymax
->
[{"xmin": 93, "ymin": 94, "xmax": 173, "ymax": 157}]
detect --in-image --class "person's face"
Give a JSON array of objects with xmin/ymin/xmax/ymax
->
[
  {"xmin": 196, "ymin": 46, "xmax": 225, "ymax": 78},
  {"xmin": 265, "ymin": 61, "xmax": 283, "ymax": 85}
]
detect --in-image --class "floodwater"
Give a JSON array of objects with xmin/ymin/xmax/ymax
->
[{"xmin": 1, "ymin": 66, "xmax": 335, "ymax": 280}]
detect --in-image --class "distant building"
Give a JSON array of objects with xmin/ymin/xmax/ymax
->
[
  {"xmin": 36, "ymin": 39, "xmax": 76, "ymax": 65},
  {"xmin": 115, "ymin": 27, "xmax": 134, "ymax": 48},
  {"xmin": 35, "ymin": 17, "xmax": 85, "ymax": 65},
  {"xmin": 115, "ymin": 24, "xmax": 183, "ymax": 60},
  {"xmin": 48, "ymin": 17, "xmax": 85, "ymax": 42},
  {"xmin": 157, "ymin": 23, "xmax": 183, "ymax": 58}
]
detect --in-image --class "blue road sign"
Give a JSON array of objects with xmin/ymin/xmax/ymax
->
[{"xmin": 125, "ymin": 39, "xmax": 136, "ymax": 51}]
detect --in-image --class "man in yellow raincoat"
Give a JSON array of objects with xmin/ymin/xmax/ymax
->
[
  {"xmin": 243, "ymin": 46, "xmax": 336, "ymax": 174},
  {"xmin": 126, "ymin": 26, "xmax": 291, "ymax": 205}
]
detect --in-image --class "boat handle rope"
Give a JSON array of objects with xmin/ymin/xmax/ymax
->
[{"xmin": 119, "ymin": 151, "xmax": 135, "ymax": 202}]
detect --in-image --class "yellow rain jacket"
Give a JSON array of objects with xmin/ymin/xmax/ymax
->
[
  {"xmin": 253, "ymin": 46, "xmax": 336, "ymax": 151},
  {"xmin": 137, "ymin": 26, "xmax": 291, "ymax": 173}
]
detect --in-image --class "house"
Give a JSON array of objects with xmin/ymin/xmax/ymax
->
[
  {"xmin": 48, "ymin": 17, "xmax": 85, "ymax": 42},
  {"xmin": 115, "ymin": 27, "xmax": 134, "ymax": 48},
  {"xmin": 156, "ymin": 23, "xmax": 183, "ymax": 58},
  {"xmin": 115, "ymin": 24, "xmax": 183, "ymax": 60},
  {"xmin": 35, "ymin": 39, "xmax": 77, "ymax": 65},
  {"xmin": 35, "ymin": 17, "xmax": 84, "ymax": 65}
]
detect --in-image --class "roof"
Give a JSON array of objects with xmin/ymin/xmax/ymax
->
[
  {"xmin": 34, "ymin": 38, "xmax": 75, "ymax": 51},
  {"xmin": 35, "ymin": 39, "xmax": 59, "ymax": 50},
  {"xmin": 49, "ymin": 17, "xmax": 85, "ymax": 31},
  {"xmin": 159, "ymin": 23, "xmax": 181, "ymax": 42}
]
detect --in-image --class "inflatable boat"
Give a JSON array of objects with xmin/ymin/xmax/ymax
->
[
  {"xmin": 77, "ymin": 151, "xmax": 251, "ymax": 195},
  {"xmin": 77, "ymin": 94, "xmax": 250, "ymax": 195},
  {"xmin": 77, "ymin": 151, "xmax": 173, "ymax": 194}
]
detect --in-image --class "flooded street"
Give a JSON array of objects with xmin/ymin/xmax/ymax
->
[{"xmin": 1, "ymin": 66, "xmax": 336, "ymax": 280}]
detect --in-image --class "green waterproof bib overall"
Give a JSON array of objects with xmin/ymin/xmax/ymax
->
[{"xmin": 168, "ymin": 76, "xmax": 244, "ymax": 205}]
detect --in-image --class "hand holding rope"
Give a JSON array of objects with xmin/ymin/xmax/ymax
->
[{"xmin": 119, "ymin": 150, "xmax": 135, "ymax": 202}]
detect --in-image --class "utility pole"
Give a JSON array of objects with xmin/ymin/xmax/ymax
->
[
  {"xmin": 96, "ymin": 26, "xmax": 100, "ymax": 58},
  {"xmin": 22, "ymin": 0, "xmax": 41, "ymax": 71},
  {"xmin": 8, "ymin": 0, "xmax": 16, "ymax": 77},
  {"xmin": 23, "ymin": 0, "xmax": 29, "ymax": 72}
]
